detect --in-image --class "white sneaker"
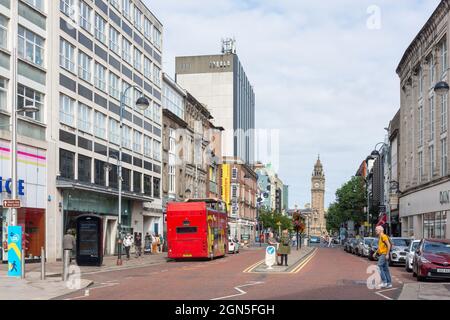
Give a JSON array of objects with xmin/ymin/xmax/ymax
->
[
  {"xmin": 385, "ymin": 283, "xmax": 393, "ymax": 289},
  {"xmin": 378, "ymin": 282, "xmax": 387, "ymax": 289}
]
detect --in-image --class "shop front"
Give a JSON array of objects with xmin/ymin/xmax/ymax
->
[
  {"xmin": 400, "ymin": 180, "xmax": 450, "ymax": 240},
  {"xmin": 1, "ymin": 139, "xmax": 47, "ymax": 263}
]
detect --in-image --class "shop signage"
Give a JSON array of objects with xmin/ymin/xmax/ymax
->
[
  {"xmin": 440, "ymin": 190, "xmax": 450, "ymax": 205},
  {"xmin": 7, "ymin": 226, "xmax": 22, "ymax": 277},
  {"xmin": 3, "ymin": 200, "xmax": 21, "ymax": 209},
  {"xmin": 0, "ymin": 177, "xmax": 25, "ymax": 196}
]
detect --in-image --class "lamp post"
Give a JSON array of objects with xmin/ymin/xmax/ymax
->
[{"xmin": 114, "ymin": 85, "xmax": 149, "ymax": 266}]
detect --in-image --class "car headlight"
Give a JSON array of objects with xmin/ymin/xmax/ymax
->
[{"xmin": 420, "ymin": 256, "xmax": 431, "ymax": 264}]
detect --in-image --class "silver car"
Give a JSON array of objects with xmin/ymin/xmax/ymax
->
[
  {"xmin": 405, "ymin": 240, "xmax": 420, "ymax": 272},
  {"xmin": 357, "ymin": 237, "xmax": 376, "ymax": 257},
  {"xmin": 389, "ymin": 237, "xmax": 412, "ymax": 266}
]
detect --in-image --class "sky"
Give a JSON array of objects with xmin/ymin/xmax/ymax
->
[{"xmin": 145, "ymin": 0, "xmax": 440, "ymax": 209}]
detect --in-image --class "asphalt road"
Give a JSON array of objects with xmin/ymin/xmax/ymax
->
[{"xmin": 56, "ymin": 246, "xmax": 425, "ymax": 300}]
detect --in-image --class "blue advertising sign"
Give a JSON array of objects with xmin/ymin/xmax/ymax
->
[{"xmin": 7, "ymin": 226, "xmax": 22, "ymax": 277}]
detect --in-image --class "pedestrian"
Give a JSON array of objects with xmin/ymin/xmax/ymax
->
[
  {"xmin": 135, "ymin": 233, "xmax": 142, "ymax": 258},
  {"xmin": 123, "ymin": 233, "xmax": 133, "ymax": 260},
  {"xmin": 144, "ymin": 233, "xmax": 152, "ymax": 254},
  {"xmin": 151, "ymin": 233, "xmax": 158, "ymax": 254},
  {"xmin": 63, "ymin": 229, "xmax": 76, "ymax": 264},
  {"xmin": 156, "ymin": 234, "xmax": 161, "ymax": 253},
  {"xmin": 327, "ymin": 235, "xmax": 333, "ymax": 248},
  {"xmin": 278, "ymin": 229, "xmax": 291, "ymax": 266},
  {"xmin": 373, "ymin": 226, "xmax": 392, "ymax": 289}
]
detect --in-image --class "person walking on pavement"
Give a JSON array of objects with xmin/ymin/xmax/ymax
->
[
  {"xmin": 278, "ymin": 229, "xmax": 291, "ymax": 266},
  {"xmin": 135, "ymin": 233, "xmax": 142, "ymax": 258},
  {"xmin": 373, "ymin": 226, "xmax": 392, "ymax": 289},
  {"xmin": 63, "ymin": 229, "xmax": 76, "ymax": 263},
  {"xmin": 123, "ymin": 233, "xmax": 133, "ymax": 260},
  {"xmin": 144, "ymin": 232, "xmax": 152, "ymax": 254}
]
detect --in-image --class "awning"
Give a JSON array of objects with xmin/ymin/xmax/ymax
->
[{"xmin": 376, "ymin": 213, "xmax": 387, "ymax": 227}]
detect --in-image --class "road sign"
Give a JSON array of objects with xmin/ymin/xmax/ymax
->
[
  {"xmin": 265, "ymin": 246, "xmax": 276, "ymax": 270},
  {"xmin": 7, "ymin": 226, "xmax": 22, "ymax": 277},
  {"xmin": 3, "ymin": 200, "xmax": 21, "ymax": 209}
]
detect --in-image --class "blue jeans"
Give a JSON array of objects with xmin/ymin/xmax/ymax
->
[{"xmin": 377, "ymin": 254, "xmax": 392, "ymax": 285}]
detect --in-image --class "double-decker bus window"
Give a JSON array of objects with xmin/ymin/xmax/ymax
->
[{"xmin": 176, "ymin": 227, "xmax": 198, "ymax": 234}]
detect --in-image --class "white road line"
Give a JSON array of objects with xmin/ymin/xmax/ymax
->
[
  {"xmin": 211, "ymin": 281, "xmax": 264, "ymax": 301},
  {"xmin": 375, "ymin": 287, "xmax": 398, "ymax": 300},
  {"xmin": 64, "ymin": 282, "xmax": 119, "ymax": 300}
]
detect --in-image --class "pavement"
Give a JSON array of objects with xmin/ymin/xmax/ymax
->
[
  {"xmin": 0, "ymin": 252, "xmax": 168, "ymax": 300},
  {"xmin": 248, "ymin": 246, "xmax": 316, "ymax": 273},
  {"xmin": 399, "ymin": 283, "xmax": 450, "ymax": 300}
]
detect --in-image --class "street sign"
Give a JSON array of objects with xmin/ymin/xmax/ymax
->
[
  {"xmin": 7, "ymin": 226, "xmax": 22, "ymax": 277},
  {"xmin": 3, "ymin": 200, "xmax": 21, "ymax": 209},
  {"xmin": 265, "ymin": 246, "xmax": 276, "ymax": 270}
]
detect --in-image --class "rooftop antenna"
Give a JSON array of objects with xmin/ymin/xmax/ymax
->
[{"xmin": 221, "ymin": 37, "xmax": 236, "ymax": 54}]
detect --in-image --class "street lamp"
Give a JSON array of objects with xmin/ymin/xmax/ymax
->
[
  {"xmin": 434, "ymin": 81, "xmax": 450, "ymax": 96},
  {"xmin": 115, "ymin": 85, "xmax": 150, "ymax": 266}
]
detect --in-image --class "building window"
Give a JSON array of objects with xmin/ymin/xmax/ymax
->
[
  {"xmin": 122, "ymin": 39, "xmax": 132, "ymax": 65},
  {"xmin": 430, "ymin": 145, "xmax": 435, "ymax": 179},
  {"xmin": 418, "ymin": 66, "xmax": 423, "ymax": 97},
  {"xmin": 144, "ymin": 135, "xmax": 152, "ymax": 157},
  {"xmin": 0, "ymin": 15, "xmax": 7, "ymax": 50},
  {"xmin": 168, "ymin": 165, "xmax": 175, "ymax": 194},
  {"xmin": 232, "ymin": 168, "xmax": 238, "ymax": 180},
  {"xmin": 423, "ymin": 212, "xmax": 447, "ymax": 239},
  {"xmin": 133, "ymin": 130, "xmax": 142, "ymax": 153},
  {"xmin": 153, "ymin": 64, "xmax": 161, "ymax": 87},
  {"xmin": 78, "ymin": 52, "xmax": 92, "ymax": 83},
  {"xmin": 94, "ymin": 159, "xmax": 106, "ymax": 186},
  {"xmin": 153, "ymin": 27, "xmax": 161, "ymax": 49},
  {"xmin": 122, "ymin": 125, "xmax": 132, "ymax": 149},
  {"xmin": 18, "ymin": 26, "xmax": 44, "ymax": 66},
  {"xmin": 144, "ymin": 57, "xmax": 152, "ymax": 80},
  {"xmin": 430, "ymin": 54, "xmax": 435, "ymax": 87},
  {"xmin": 109, "ymin": 164, "xmax": 118, "ymax": 189},
  {"xmin": 94, "ymin": 111, "xmax": 106, "ymax": 139},
  {"xmin": 94, "ymin": 63, "xmax": 107, "ymax": 92},
  {"xmin": 59, "ymin": 94, "xmax": 75, "ymax": 126},
  {"xmin": 133, "ymin": 171, "xmax": 142, "ymax": 193},
  {"xmin": 442, "ymin": 38, "xmax": 448, "ymax": 75},
  {"xmin": 110, "ymin": 0, "xmax": 119, "ymax": 10},
  {"xmin": 60, "ymin": 0, "xmax": 75, "ymax": 18},
  {"xmin": 17, "ymin": 84, "xmax": 43, "ymax": 122},
  {"xmin": 0, "ymin": 77, "xmax": 7, "ymax": 111},
  {"xmin": 418, "ymin": 151, "xmax": 423, "ymax": 183},
  {"xmin": 78, "ymin": 103, "xmax": 91, "ymax": 133},
  {"xmin": 430, "ymin": 95, "xmax": 435, "ymax": 141},
  {"xmin": 144, "ymin": 18, "xmax": 152, "ymax": 40},
  {"xmin": 153, "ymin": 140, "xmax": 161, "ymax": 161},
  {"xmin": 418, "ymin": 104, "xmax": 424, "ymax": 146},
  {"xmin": 134, "ymin": 7, "xmax": 142, "ymax": 31},
  {"xmin": 144, "ymin": 99, "xmax": 153, "ymax": 120},
  {"xmin": 109, "ymin": 27, "xmax": 120, "ymax": 53},
  {"xmin": 163, "ymin": 83, "xmax": 185, "ymax": 119},
  {"xmin": 134, "ymin": 48, "xmax": 142, "ymax": 71},
  {"xmin": 60, "ymin": 149, "xmax": 75, "ymax": 180},
  {"xmin": 122, "ymin": 81, "xmax": 131, "ymax": 106},
  {"xmin": 109, "ymin": 118, "xmax": 120, "ymax": 145},
  {"xmin": 25, "ymin": 0, "xmax": 44, "ymax": 11},
  {"xmin": 441, "ymin": 93, "xmax": 448, "ymax": 133},
  {"xmin": 59, "ymin": 38, "xmax": 75, "ymax": 73},
  {"xmin": 153, "ymin": 103, "xmax": 161, "ymax": 123},
  {"xmin": 153, "ymin": 177, "xmax": 160, "ymax": 198},
  {"xmin": 122, "ymin": 0, "xmax": 131, "ymax": 20},
  {"xmin": 122, "ymin": 168, "xmax": 131, "ymax": 192},
  {"xmin": 109, "ymin": 72, "xmax": 120, "ymax": 100},
  {"xmin": 144, "ymin": 175, "xmax": 152, "ymax": 196},
  {"xmin": 79, "ymin": 1, "xmax": 92, "ymax": 33},
  {"xmin": 441, "ymin": 138, "xmax": 448, "ymax": 177},
  {"xmin": 95, "ymin": 14, "xmax": 106, "ymax": 44},
  {"xmin": 78, "ymin": 154, "xmax": 92, "ymax": 183}
]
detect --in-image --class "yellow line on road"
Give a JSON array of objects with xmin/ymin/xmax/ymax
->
[
  {"xmin": 291, "ymin": 249, "xmax": 317, "ymax": 274},
  {"xmin": 243, "ymin": 259, "xmax": 265, "ymax": 273}
]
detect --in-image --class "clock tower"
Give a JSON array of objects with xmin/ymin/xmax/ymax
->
[{"xmin": 310, "ymin": 156, "xmax": 326, "ymax": 236}]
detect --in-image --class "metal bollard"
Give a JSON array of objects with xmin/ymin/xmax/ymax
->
[
  {"xmin": 41, "ymin": 247, "xmax": 45, "ymax": 280},
  {"xmin": 21, "ymin": 249, "xmax": 25, "ymax": 279}
]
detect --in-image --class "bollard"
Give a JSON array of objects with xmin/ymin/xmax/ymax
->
[
  {"xmin": 62, "ymin": 250, "xmax": 70, "ymax": 282},
  {"xmin": 41, "ymin": 247, "xmax": 45, "ymax": 280},
  {"xmin": 21, "ymin": 249, "xmax": 25, "ymax": 279}
]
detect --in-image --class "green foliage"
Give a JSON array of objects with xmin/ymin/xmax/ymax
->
[
  {"xmin": 326, "ymin": 176, "xmax": 367, "ymax": 233},
  {"xmin": 259, "ymin": 208, "xmax": 293, "ymax": 234}
]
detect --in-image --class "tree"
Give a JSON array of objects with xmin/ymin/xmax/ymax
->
[
  {"xmin": 259, "ymin": 208, "xmax": 293, "ymax": 235},
  {"xmin": 326, "ymin": 176, "xmax": 367, "ymax": 234}
]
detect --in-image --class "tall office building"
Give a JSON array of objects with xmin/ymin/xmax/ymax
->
[
  {"xmin": 1, "ymin": 0, "xmax": 164, "ymax": 262},
  {"xmin": 175, "ymin": 39, "xmax": 255, "ymax": 165}
]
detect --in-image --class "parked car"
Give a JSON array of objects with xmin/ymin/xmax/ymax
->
[
  {"xmin": 368, "ymin": 238, "xmax": 379, "ymax": 261},
  {"xmin": 413, "ymin": 239, "xmax": 450, "ymax": 281},
  {"xmin": 405, "ymin": 240, "xmax": 420, "ymax": 272},
  {"xmin": 349, "ymin": 238, "xmax": 359, "ymax": 254},
  {"xmin": 358, "ymin": 237, "xmax": 376, "ymax": 257},
  {"xmin": 354, "ymin": 238, "xmax": 364, "ymax": 256},
  {"xmin": 309, "ymin": 236, "xmax": 321, "ymax": 245},
  {"xmin": 228, "ymin": 237, "xmax": 240, "ymax": 254},
  {"xmin": 344, "ymin": 238, "xmax": 353, "ymax": 252},
  {"xmin": 389, "ymin": 238, "xmax": 412, "ymax": 266}
]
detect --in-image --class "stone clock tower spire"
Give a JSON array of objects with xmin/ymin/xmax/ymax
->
[{"xmin": 310, "ymin": 155, "xmax": 326, "ymax": 236}]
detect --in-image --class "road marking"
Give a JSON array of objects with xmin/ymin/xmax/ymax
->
[
  {"xmin": 375, "ymin": 287, "xmax": 398, "ymax": 300},
  {"xmin": 211, "ymin": 281, "xmax": 264, "ymax": 301},
  {"xmin": 64, "ymin": 282, "xmax": 119, "ymax": 300},
  {"xmin": 243, "ymin": 259, "xmax": 265, "ymax": 273},
  {"xmin": 291, "ymin": 249, "xmax": 318, "ymax": 274}
]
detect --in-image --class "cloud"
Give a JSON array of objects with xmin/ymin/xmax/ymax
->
[{"xmin": 146, "ymin": 0, "xmax": 440, "ymax": 208}]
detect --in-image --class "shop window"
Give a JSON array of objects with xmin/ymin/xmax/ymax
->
[
  {"xmin": 423, "ymin": 212, "xmax": 447, "ymax": 239},
  {"xmin": 78, "ymin": 154, "xmax": 91, "ymax": 183},
  {"xmin": 133, "ymin": 171, "xmax": 142, "ymax": 193},
  {"xmin": 94, "ymin": 159, "xmax": 106, "ymax": 186},
  {"xmin": 122, "ymin": 168, "xmax": 131, "ymax": 192},
  {"xmin": 60, "ymin": 149, "xmax": 75, "ymax": 180},
  {"xmin": 109, "ymin": 164, "xmax": 118, "ymax": 189},
  {"xmin": 144, "ymin": 175, "xmax": 152, "ymax": 196},
  {"xmin": 153, "ymin": 177, "xmax": 160, "ymax": 199}
]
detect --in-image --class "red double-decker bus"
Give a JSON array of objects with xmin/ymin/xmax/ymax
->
[{"xmin": 167, "ymin": 199, "xmax": 228, "ymax": 260}]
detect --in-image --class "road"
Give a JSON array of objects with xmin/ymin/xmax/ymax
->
[{"xmin": 56, "ymin": 246, "xmax": 424, "ymax": 300}]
